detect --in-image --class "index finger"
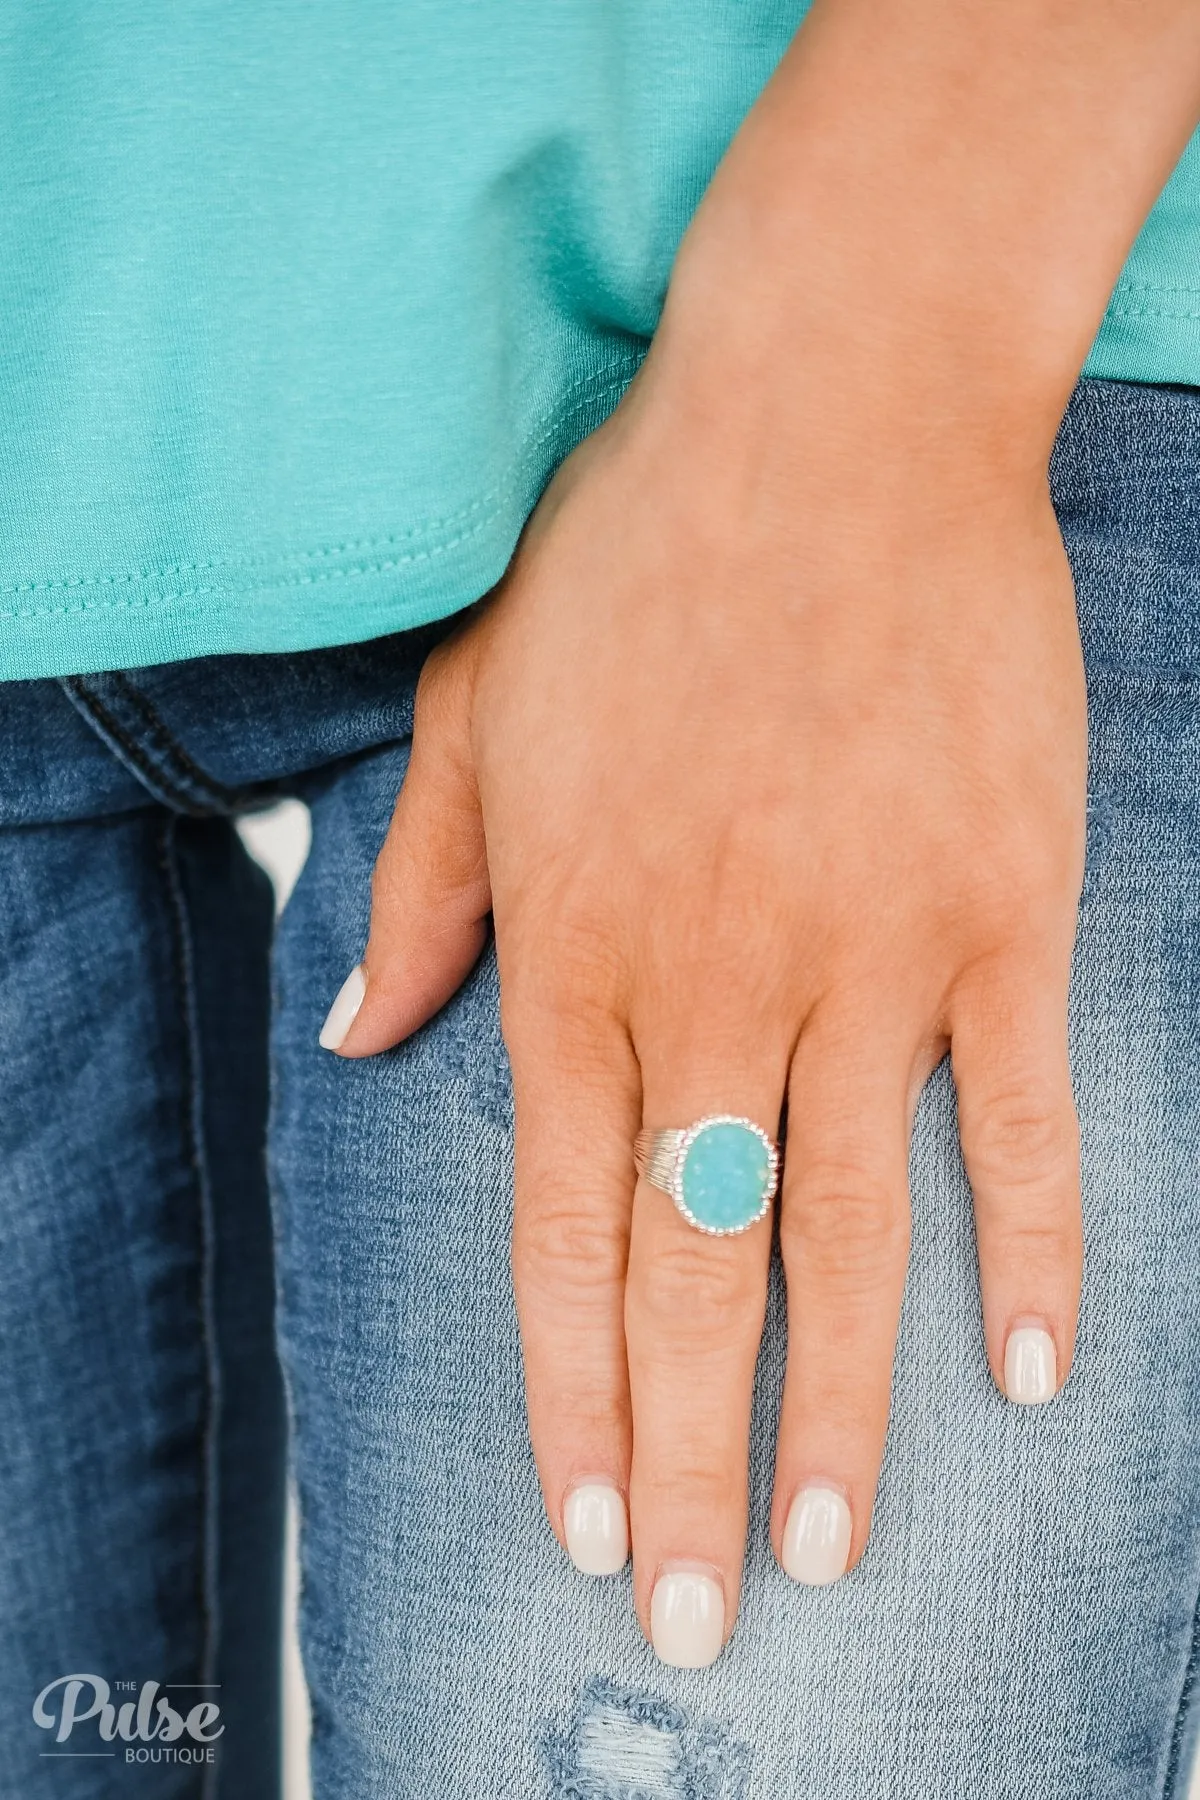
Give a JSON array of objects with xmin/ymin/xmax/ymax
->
[{"xmin": 508, "ymin": 985, "xmax": 641, "ymax": 1578}]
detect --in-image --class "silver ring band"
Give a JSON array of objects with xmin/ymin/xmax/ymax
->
[{"xmin": 633, "ymin": 1128, "xmax": 688, "ymax": 1194}]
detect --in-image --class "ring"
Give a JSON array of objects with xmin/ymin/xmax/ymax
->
[{"xmin": 633, "ymin": 1115, "xmax": 780, "ymax": 1236}]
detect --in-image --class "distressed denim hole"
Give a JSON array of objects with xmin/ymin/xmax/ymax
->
[{"xmin": 542, "ymin": 1676, "xmax": 751, "ymax": 1800}]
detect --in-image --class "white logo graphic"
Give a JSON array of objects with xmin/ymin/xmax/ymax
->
[{"xmin": 33, "ymin": 1675, "xmax": 224, "ymax": 1765}]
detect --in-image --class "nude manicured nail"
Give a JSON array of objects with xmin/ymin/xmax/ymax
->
[
  {"xmin": 781, "ymin": 1484, "xmax": 852, "ymax": 1586},
  {"xmin": 319, "ymin": 965, "xmax": 367, "ymax": 1051},
  {"xmin": 650, "ymin": 1564, "xmax": 724, "ymax": 1668},
  {"xmin": 1004, "ymin": 1325, "xmax": 1057, "ymax": 1405},
  {"xmin": 563, "ymin": 1483, "xmax": 629, "ymax": 1577}
]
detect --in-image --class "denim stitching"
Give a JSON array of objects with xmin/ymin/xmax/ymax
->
[
  {"xmin": 110, "ymin": 672, "xmax": 241, "ymax": 809},
  {"xmin": 64, "ymin": 671, "xmax": 281, "ymax": 818},
  {"xmin": 158, "ymin": 817, "xmax": 223, "ymax": 1800},
  {"xmin": 61, "ymin": 678, "xmax": 213, "ymax": 817},
  {"xmin": 0, "ymin": 362, "xmax": 640, "ymax": 608},
  {"xmin": 1163, "ymin": 1578, "xmax": 1200, "ymax": 1798}
]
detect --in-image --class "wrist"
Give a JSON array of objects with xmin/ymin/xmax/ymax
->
[
  {"xmin": 659, "ymin": 259, "xmax": 1058, "ymax": 497},
  {"xmin": 633, "ymin": 254, "xmax": 1059, "ymax": 547},
  {"xmin": 655, "ymin": 161, "xmax": 1071, "ymax": 507},
  {"xmin": 642, "ymin": 0, "xmax": 1200, "ymax": 503}
]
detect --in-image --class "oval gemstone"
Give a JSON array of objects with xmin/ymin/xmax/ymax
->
[{"xmin": 677, "ymin": 1120, "xmax": 772, "ymax": 1232}]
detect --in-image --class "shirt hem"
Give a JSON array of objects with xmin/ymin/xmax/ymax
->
[
  {"xmin": 0, "ymin": 354, "xmax": 641, "ymax": 682},
  {"xmin": 6, "ymin": 308, "xmax": 1200, "ymax": 682},
  {"xmin": 1085, "ymin": 293, "xmax": 1200, "ymax": 385}
]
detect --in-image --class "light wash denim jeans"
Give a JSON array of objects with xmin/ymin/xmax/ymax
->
[{"xmin": 1, "ymin": 379, "xmax": 1198, "ymax": 1799}]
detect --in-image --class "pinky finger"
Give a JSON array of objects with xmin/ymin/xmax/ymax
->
[{"xmin": 952, "ymin": 959, "xmax": 1083, "ymax": 1406}]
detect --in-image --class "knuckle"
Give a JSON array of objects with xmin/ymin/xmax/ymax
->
[
  {"xmin": 965, "ymin": 856, "xmax": 1051, "ymax": 923},
  {"xmin": 515, "ymin": 1200, "xmax": 626, "ymax": 1301},
  {"xmin": 544, "ymin": 1391, "xmax": 627, "ymax": 1444},
  {"xmin": 964, "ymin": 1087, "xmax": 1080, "ymax": 1194},
  {"xmin": 783, "ymin": 1373, "xmax": 883, "ymax": 1441},
  {"xmin": 960, "ymin": 808, "xmax": 1075, "ymax": 902},
  {"xmin": 519, "ymin": 914, "xmax": 621, "ymax": 1005},
  {"xmin": 627, "ymin": 1232, "xmax": 764, "ymax": 1340},
  {"xmin": 782, "ymin": 1163, "xmax": 907, "ymax": 1278},
  {"xmin": 505, "ymin": 997, "xmax": 625, "ymax": 1093},
  {"xmin": 503, "ymin": 908, "xmax": 627, "ymax": 1034},
  {"xmin": 987, "ymin": 1214, "xmax": 1081, "ymax": 1281},
  {"xmin": 637, "ymin": 1460, "xmax": 744, "ymax": 1517}
]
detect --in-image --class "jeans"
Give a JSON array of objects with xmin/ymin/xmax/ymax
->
[{"xmin": 0, "ymin": 378, "xmax": 1198, "ymax": 1799}]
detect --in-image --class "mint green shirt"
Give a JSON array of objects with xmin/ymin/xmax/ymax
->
[{"xmin": 2, "ymin": 2, "xmax": 1198, "ymax": 681}]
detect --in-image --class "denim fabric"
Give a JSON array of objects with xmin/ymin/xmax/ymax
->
[
  {"xmin": 0, "ymin": 378, "xmax": 1197, "ymax": 1796},
  {"xmin": 0, "ymin": 785, "xmax": 286, "ymax": 1794}
]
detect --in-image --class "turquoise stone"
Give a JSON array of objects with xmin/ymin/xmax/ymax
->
[{"xmin": 677, "ymin": 1120, "xmax": 771, "ymax": 1232}]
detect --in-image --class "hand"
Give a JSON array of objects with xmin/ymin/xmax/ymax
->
[
  {"xmin": 318, "ymin": 0, "xmax": 1200, "ymax": 1664},
  {"xmin": 322, "ymin": 327, "xmax": 1087, "ymax": 1662}
]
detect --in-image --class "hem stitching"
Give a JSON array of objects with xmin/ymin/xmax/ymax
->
[{"xmin": 0, "ymin": 358, "xmax": 640, "ymax": 610}]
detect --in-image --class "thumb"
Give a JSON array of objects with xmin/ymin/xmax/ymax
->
[{"xmin": 320, "ymin": 635, "xmax": 492, "ymax": 1057}]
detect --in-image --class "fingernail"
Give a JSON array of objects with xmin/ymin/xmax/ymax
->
[
  {"xmin": 650, "ymin": 1563, "xmax": 725, "ymax": 1668},
  {"xmin": 319, "ymin": 965, "xmax": 367, "ymax": 1051},
  {"xmin": 563, "ymin": 1483, "xmax": 629, "ymax": 1577},
  {"xmin": 1004, "ymin": 1324, "xmax": 1057, "ymax": 1405},
  {"xmin": 781, "ymin": 1484, "xmax": 852, "ymax": 1586}
]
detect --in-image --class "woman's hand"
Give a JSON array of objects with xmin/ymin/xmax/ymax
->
[
  {"xmin": 319, "ymin": 0, "xmax": 1200, "ymax": 1665},
  {"xmin": 322, "ymin": 342, "xmax": 1087, "ymax": 1660}
]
